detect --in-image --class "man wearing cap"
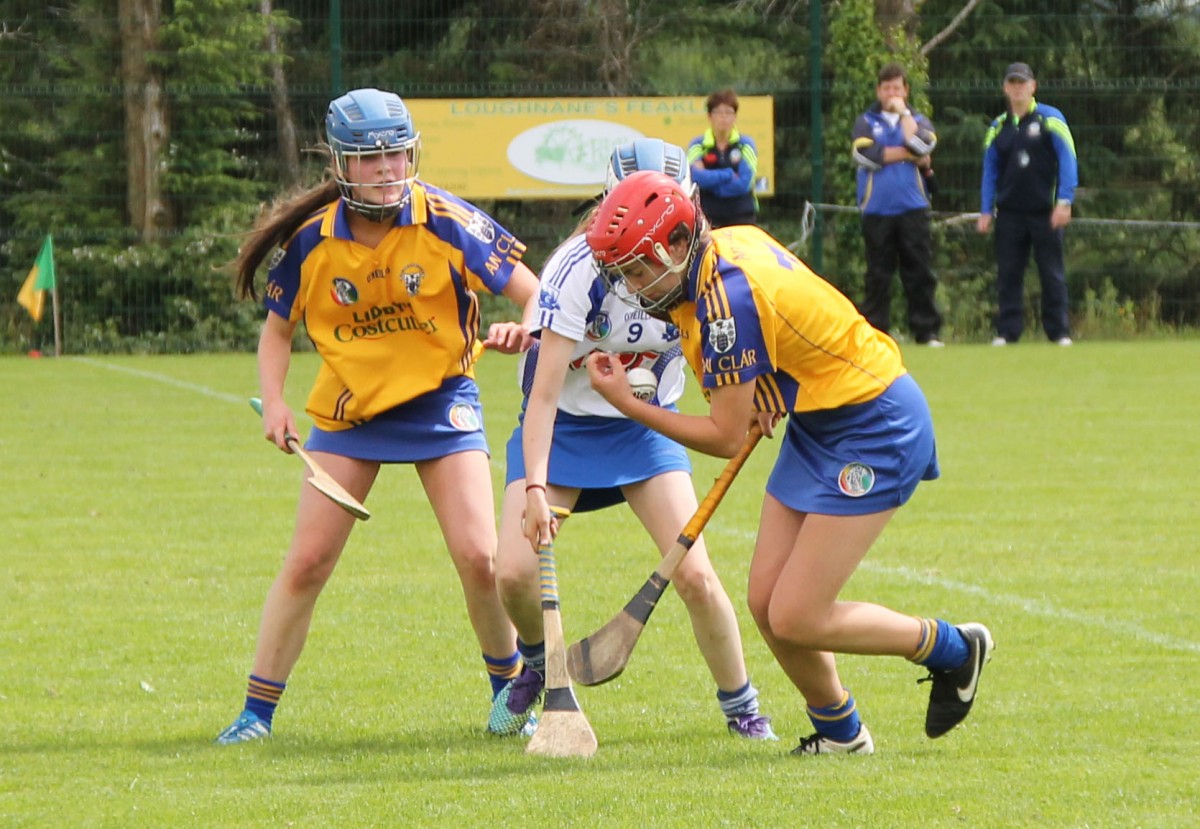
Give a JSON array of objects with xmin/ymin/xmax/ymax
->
[{"xmin": 978, "ymin": 62, "xmax": 1079, "ymax": 346}]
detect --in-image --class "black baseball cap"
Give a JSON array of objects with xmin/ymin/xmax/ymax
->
[{"xmin": 1004, "ymin": 62, "xmax": 1035, "ymax": 82}]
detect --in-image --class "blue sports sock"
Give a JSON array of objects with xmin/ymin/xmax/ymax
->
[
  {"xmin": 483, "ymin": 651, "xmax": 522, "ymax": 698},
  {"xmin": 911, "ymin": 618, "xmax": 970, "ymax": 672},
  {"xmin": 807, "ymin": 689, "xmax": 862, "ymax": 743},
  {"xmin": 517, "ymin": 639, "xmax": 546, "ymax": 675},
  {"xmin": 716, "ymin": 680, "xmax": 760, "ymax": 719},
  {"xmin": 245, "ymin": 674, "xmax": 286, "ymax": 726}
]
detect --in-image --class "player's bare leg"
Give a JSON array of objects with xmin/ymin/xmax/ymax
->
[{"xmin": 626, "ymin": 471, "xmax": 776, "ymax": 739}]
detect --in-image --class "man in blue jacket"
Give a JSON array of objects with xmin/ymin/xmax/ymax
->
[
  {"xmin": 978, "ymin": 62, "xmax": 1079, "ymax": 346},
  {"xmin": 852, "ymin": 64, "xmax": 943, "ymax": 347},
  {"xmin": 688, "ymin": 89, "xmax": 759, "ymax": 228}
]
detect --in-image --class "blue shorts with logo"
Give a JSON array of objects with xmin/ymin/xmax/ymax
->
[
  {"xmin": 305, "ymin": 375, "xmax": 489, "ymax": 463},
  {"xmin": 505, "ymin": 409, "xmax": 691, "ymax": 513},
  {"xmin": 766, "ymin": 373, "xmax": 939, "ymax": 516}
]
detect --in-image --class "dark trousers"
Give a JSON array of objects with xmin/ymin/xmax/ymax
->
[
  {"xmin": 994, "ymin": 210, "xmax": 1070, "ymax": 342},
  {"xmin": 860, "ymin": 208, "xmax": 942, "ymax": 342}
]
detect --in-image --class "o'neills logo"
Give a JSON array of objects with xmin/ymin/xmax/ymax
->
[{"xmin": 333, "ymin": 303, "xmax": 438, "ymax": 342}]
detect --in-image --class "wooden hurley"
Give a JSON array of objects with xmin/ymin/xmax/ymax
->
[
  {"xmin": 249, "ymin": 398, "xmax": 371, "ymax": 521},
  {"xmin": 526, "ymin": 505, "xmax": 597, "ymax": 758},
  {"xmin": 566, "ymin": 424, "xmax": 763, "ymax": 686}
]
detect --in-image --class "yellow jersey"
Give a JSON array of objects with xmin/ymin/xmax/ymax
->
[
  {"xmin": 670, "ymin": 225, "xmax": 904, "ymax": 413},
  {"xmin": 264, "ymin": 182, "xmax": 527, "ymax": 430}
]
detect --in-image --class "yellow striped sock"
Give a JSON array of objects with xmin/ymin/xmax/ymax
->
[{"xmin": 909, "ymin": 617, "xmax": 938, "ymax": 663}]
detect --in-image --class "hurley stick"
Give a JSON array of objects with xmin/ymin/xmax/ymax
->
[
  {"xmin": 566, "ymin": 423, "xmax": 763, "ymax": 686},
  {"xmin": 249, "ymin": 398, "xmax": 370, "ymax": 521},
  {"xmin": 526, "ymin": 505, "xmax": 598, "ymax": 758}
]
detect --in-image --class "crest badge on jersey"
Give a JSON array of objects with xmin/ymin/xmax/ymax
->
[
  {"xmin": 538, "ymin": 286, "xmax": 562, "ymax": 312},
  {"xmin": 1027, "ymin": 120, "xmax": 1041, "ymax": 138},
  {"xmin": 266, "ymin": 246, "xmax": 287, "ymax": 271},
  {"xmin": 447, "ymin": 402, "xmax": 481, "ymax": 432},
  {"xmin": 838, "ymin": 463, "xmax": 876, "ymax": 497},
  {"xmin": 330, "ymin": 278, "xmax": 358, "ymax": 306},
  {"xmin": 465, "ymin": 211, "xmax": 496, "ymax": 244},
  {"xmin": 401, "ymin": 264, "xmax": 425, "ymax": 296},
  {"xmin": 585, "ymin": 312, "xmax": 611, "ymax": 341},
  {"xmin": 709, "ymin": 318, "xmax": 737, "ymax": 354}
]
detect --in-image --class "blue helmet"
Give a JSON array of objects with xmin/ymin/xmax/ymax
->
[
  {"xmin": 605, "ymin": 138, "xmax": 693, "ymax": 195},
  {"xmin": 325, "ymin": 88, "xmax": 421, "ymax": 221}
]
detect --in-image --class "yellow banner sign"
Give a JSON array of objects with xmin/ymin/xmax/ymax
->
[{"xmin": 406, "ymin": 96, "xmax": 774, "ymax": 200}]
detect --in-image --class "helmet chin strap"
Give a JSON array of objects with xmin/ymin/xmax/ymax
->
[
  {"xmin": 637, "ymin": 290, "xmax": 683, "ymax": 321},
  {"xmin": 340, "ymin": 180, "xmax": 413, "ymax": 222}
]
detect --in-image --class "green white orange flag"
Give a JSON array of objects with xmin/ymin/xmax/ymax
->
[{"xmin": 17, "ymin": 236, "xmax": 56, "ymax": 322}]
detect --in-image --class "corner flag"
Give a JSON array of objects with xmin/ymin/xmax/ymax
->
[{"xmin": 17, "ymin": 236, "xmax": 57, "ymax": 322}]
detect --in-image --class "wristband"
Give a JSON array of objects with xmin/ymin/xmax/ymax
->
[{"xmin": 525, "ymin": 483, "xmax": 546, "ymax": 494}]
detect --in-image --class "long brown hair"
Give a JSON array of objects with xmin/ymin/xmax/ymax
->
[{"xmin": 233, "ymin": 178, "xmax": 339, "ymax": 301}]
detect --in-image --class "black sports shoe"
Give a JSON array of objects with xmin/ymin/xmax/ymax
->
[{"xmin": 921, "ymin": 623, "xmax": 994, "ymax": 738}]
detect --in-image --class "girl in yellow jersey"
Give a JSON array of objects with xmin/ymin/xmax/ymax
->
[
  {"xmin": 583, "ymin": 171, "xmax": 994, "ymax": 755},
  {"xmin": 216, "ymin": 88, "xmax": 538, "ymax": 744}
]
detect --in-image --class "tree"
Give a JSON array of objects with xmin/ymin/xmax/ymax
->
[
  {"xmin": 119, "ymin": 0, "xmax": 170, "ymax": 240},
  {"xmin": 262, "ymin": 0, "xmax": 301, "ymax": 189}
]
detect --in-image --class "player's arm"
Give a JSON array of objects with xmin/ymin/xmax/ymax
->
[
  {"xmin": 484, "ymin": 262, "xmax": 539, "ymax": 353},
  {"xmin": 587, "ymin": 352, "xmax": 757, "ymax": 458},
  {"xmin": 521, "ymin": 329, "xmax": 576, "ymax": 548},
  {"xmin": 256, "ymin": 310, "xmax": 299, "ymax": 450},
  {"xmin": 503, "ymin": 261, "xmax": 539, "ymax": 308}
]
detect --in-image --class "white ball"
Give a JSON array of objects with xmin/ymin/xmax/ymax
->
[{"xmin": 626, "ymin": 367, "xmax": 659, "ymax": 402}]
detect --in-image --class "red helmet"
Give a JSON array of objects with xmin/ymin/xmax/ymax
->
[{"xmin": 586, "ymin": 170, "xmax": 701, "ymax": 314}]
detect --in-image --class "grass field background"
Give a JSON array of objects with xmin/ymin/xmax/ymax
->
[{"xmin": 2, "ymin": 340, "xmax": 1198, "ymax": 828}]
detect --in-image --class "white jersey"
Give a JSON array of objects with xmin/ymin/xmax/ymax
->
[{"xmin": 518, "ymin": 234, "xmax": 686, "ymax": 418}]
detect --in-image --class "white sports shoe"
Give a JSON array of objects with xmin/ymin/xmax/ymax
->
[
  {"xmin": 791, "ymin": 724, "xmax": 874, "ymax": 755},
  {"xmin": 1055, "ymin": 337, "xmax": 1074, "ymax": 346},
  {"xmin": 991, "ymin": 336, "xmax": 1009, "ymax": 346},
  {"xmin": 925, "ymin": 338, "xmax": 946, "ymax": 348},
  {"xmin": 215, "ymin": 710, "xmax": 271, "ymax": 745}
]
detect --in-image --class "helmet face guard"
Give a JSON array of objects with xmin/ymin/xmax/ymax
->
[
  {"xmin": 326, "ymin": 88, "xmax": 421, "ymax": 222},
  {"xmin": 587, "ymin": 170, "xmax": 703, "ymax": 315}
]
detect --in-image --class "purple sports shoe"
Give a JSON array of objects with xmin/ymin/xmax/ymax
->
[
  {"xmin": 486, "ymin": 668, "xmax": 544, "ymax": 737},
  {"xmin": 727, "ymin": 713, "xmax": 779, "ymax": 741}
]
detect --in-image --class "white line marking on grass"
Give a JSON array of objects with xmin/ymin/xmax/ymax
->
[
  {"xmin": 73, "ymin": 357, "xmax": 245, "ymax": 404},
  {"xmin": 861, "ymin": 561, "xmax": 1200, "ymax": 655},
  {"xmin": 74, "ymin": 357, "xmax": 509, "ymax": 471},
  {"xmin": 718, "ymin": 527, "xmax": 1200, "ymax": 655}
]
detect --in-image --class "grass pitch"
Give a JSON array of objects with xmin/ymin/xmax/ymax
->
[{"xmin": 1, "ymin": 340, "xmax": 1197, "ymax": 827}]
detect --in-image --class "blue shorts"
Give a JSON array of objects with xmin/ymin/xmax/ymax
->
[
  {"xmin": 766, "ymin": 373, "xmax": 939, "ymax": 516},
  {"xmin": 505, "ymin": 411, "xmax": 691, "ymax": 513},
  {"xmin": 305, "ymin": 376, "xmax": 489, "ymax": 463}
]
